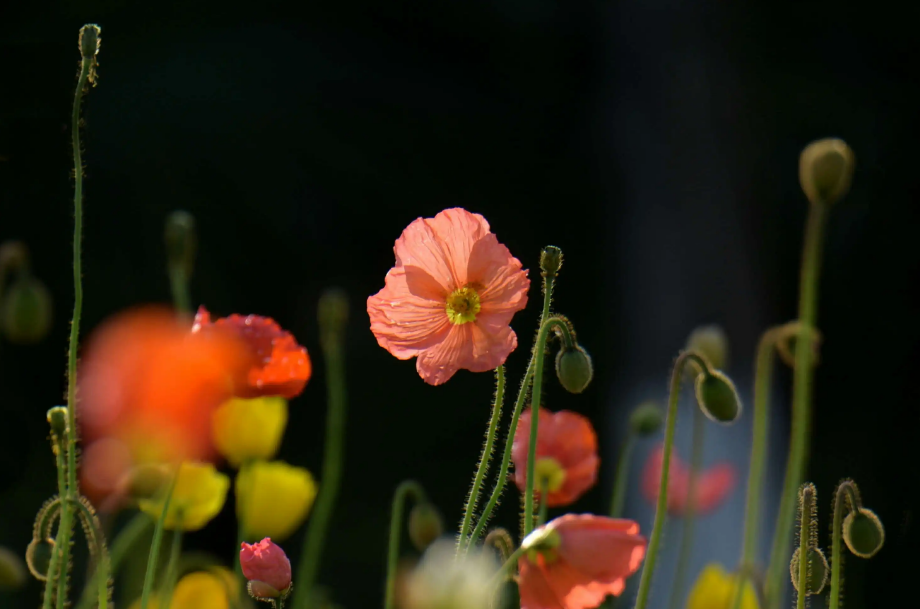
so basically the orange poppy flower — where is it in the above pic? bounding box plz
[367,208,530,385]
[518,514,647,609]
[640,443,736,515]
[192,306,311,399]
[512,408,599,507]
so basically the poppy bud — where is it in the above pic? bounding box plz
[240,538,292,599]
[79,24,101,59]
[1,275,53,344]
[789,547,829,595]
[164,210,197,279]
[685,325,729,371]
[25,538,55,581]
[694,371,742,424]
[408,503,443,552]
[0,546,27,590]
[843,508,885,558]
[46,406,69,438]
[123,463,171,500]
[540,246,563,277]
[555,345,593,394]
[629,401,664,436]
[0,241,28,271]
[799,138,855,205]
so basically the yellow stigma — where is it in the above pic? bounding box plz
[445,286,481,325]
[534,457,567,493]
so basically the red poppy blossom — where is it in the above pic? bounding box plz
[192,306,311,399]
[512,408,599,507]
[640,443,736,515]
[518,514,647,609]
[367,208,530,385]
[240,538,292,597]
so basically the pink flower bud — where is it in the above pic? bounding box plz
[240,538,292,596]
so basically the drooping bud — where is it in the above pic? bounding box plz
[1,275,53,344]
[408,502,444,552]
[540,246,563,277]
[799,138,855,205]
[79,24,101,59]
[843,508,885,558]
[25,538,55,581]
[694,371,742,424]
[629,401,664,436]
[555,345,593,394]
[46,406,69,438]
[789,547,829,595]
[685,324,729,371]
[0,546,27,590]
[164,210,197,279]
[240,538,292,599]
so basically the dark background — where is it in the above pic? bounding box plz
[2,1,918,608]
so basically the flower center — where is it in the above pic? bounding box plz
[534,457,567,493]
[445,286,482,325]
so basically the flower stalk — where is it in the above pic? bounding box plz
[384,480,427,609]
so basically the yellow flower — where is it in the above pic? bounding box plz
[212,397,288,467]
[128,568,238,609]
[138,462,230,531]
[687,564,759,609]
[236,460,317,541]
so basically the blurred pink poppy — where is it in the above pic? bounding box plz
[640,443,736,515]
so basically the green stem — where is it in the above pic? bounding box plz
[766,202,828,609]
[668,406,705,609]
[537,479,549,527]
[631,351,709,609]
[76,512,152,609]
[43,437,69,609]
[383,481,426,609]
[158,528,184,609]
[294,312,348,608]
[487,544,529,591]
[457,366,505,552]
[828,482,859,609]
[140,475,178,609]
[795,487,813,609]
[168,268,192,317]
[609,431,636,518]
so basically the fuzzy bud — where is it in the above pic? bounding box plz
[555,345,593,394]
[408,503,444,552]
[540,246,563,277]
[799,138,855,205]
[1,275,53,344]
[25,538,55,581]
[164,210,197,279]
[629,401,664,436]
[240,538,292,598]
[789,547,829,595]
[46,406,68,438]
[0,546,27,590]
[686,325,729,371]
[843,508,885,558]
[694,371,742,424]
[79,24,101,59]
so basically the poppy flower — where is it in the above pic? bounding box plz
[640,443,736,515]
[240,538,292,597]
[512,408,600,507]
[518,514,647,609]
[128,568,239,609]
[192,306,311,399]
[212,397,289,467]
[686,563,759,609]
[137,462,230,531]
[367,207,530,385]
[236,460,317,541]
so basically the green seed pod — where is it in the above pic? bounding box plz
[629,401,664,436]
[1,275,53,344]
[79,24,101,59]
[46,406,69,438]
[408,503,444,552]
[25,538,55,581]
[555,345,593,394]
[799,138,855,205]
[540,246,563,277]
[694,371,742,424]
[789,546,829,595]
[843,508,885,558]
[685,325,729,371]
[0,546,27,590]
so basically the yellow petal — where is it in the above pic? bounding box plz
[138,462,230,531]
[212,397,288,467]
[170,569,239,609]
[236,460,317,541]
[686,563,759,609]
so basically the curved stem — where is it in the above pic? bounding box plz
[631,351,710,609]
[76,512,152,609]
[668,406,706,609]
[158,527,184,609]
[384,480,426,609]
[487,545,529,591]
[828,481,859,609]
[766,203,828,609]
[608,431,636,518]
[140,474,178,609]
[458,366,505,552]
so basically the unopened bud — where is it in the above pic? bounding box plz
[0,546,27,590]
[555,345,593,394]
[408,503,443,552]
[686,325,729,371]
[694,371,742,424]
[799,138,855,205]
[46,407,68,438]
[25,538,55,581]
[79,24,101,59]
[789,546,829,595]
[0,241,28,271]
[1,275,53,344]
[164,210,197,278]
[123,463,171,500]
[629,401,664,436]
[540,246,563,277]
[843,508,885,558]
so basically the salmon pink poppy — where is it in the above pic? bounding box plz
[512,408,600,507]
[192,306,311,399]
[640,443,736,515]
[518,514,647,609]
[367,208,530,385]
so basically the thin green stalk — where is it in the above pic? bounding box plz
[76,512,153,609]
[168,268,192,316]
[294,294,348,608]
[828,482,859,609]
[158,528,184,609]
[487,544,529,591]
[631,351,709,609]
[140,475,178,609]
[766,203,828,609]
[609,431,636,518]
[384,481,426,609]
[457,366,505,552]
[536,479,549,527]
[795,487,813,609]
[42,436,69,609]
[668,406,706,609]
